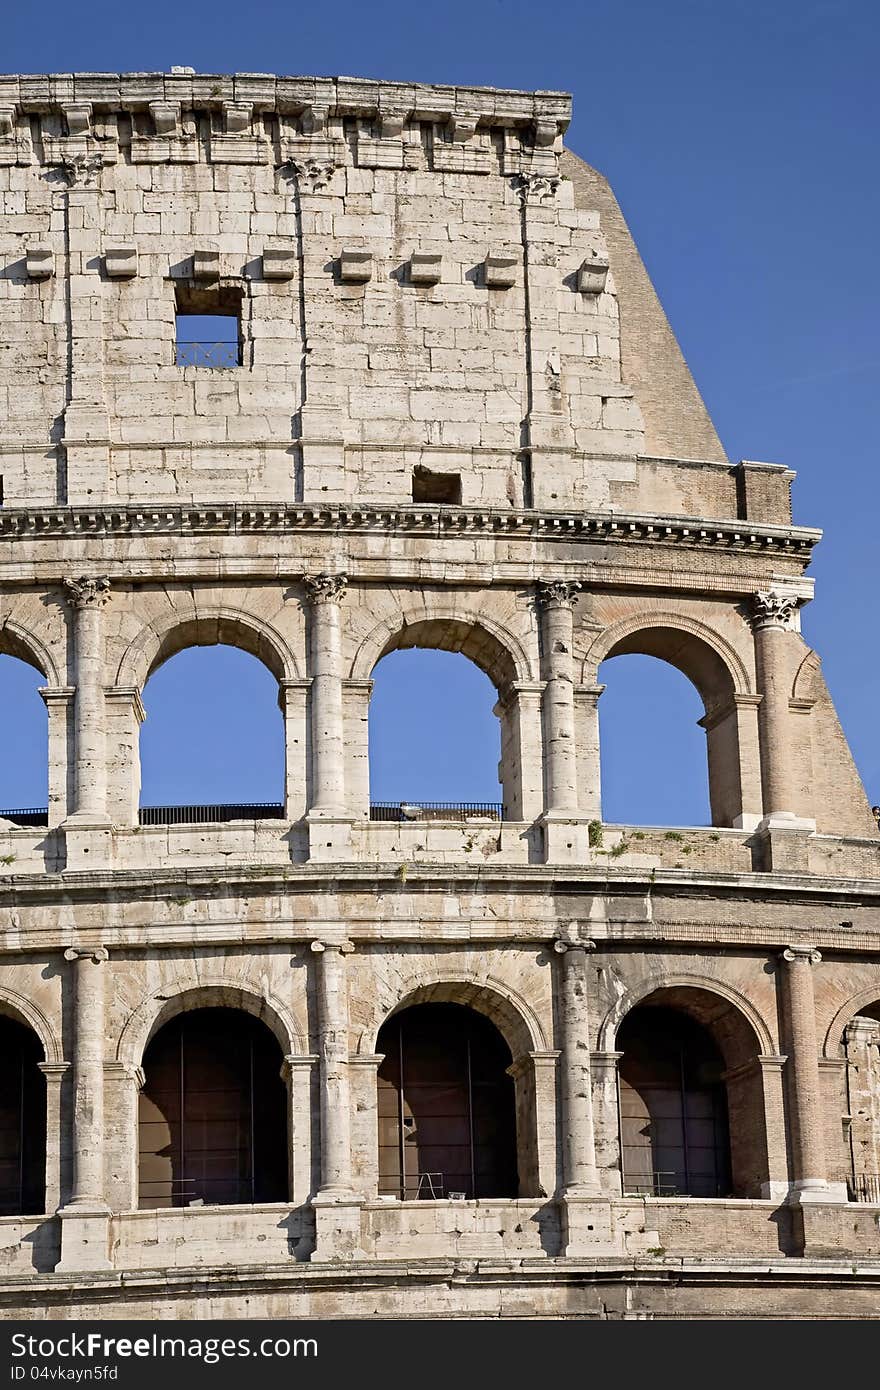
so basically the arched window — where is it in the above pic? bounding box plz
[842,1003,880,1202]
[376,1003,518,1200]
[598,653,710,825]
[0,654,48,819]
[369,650,502,815]
[138,1008,288,1208]
[618,1006,731,1198]
[139,645,284,818]
[0,1016,46,1214]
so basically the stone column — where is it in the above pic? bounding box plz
[63,576,111,828]
[555,940,602,1196]
[103,687,145,828]
[780,946,833,1201]
[507,1050,559,1199]
[305,574,348,813]
[537,581,586,862]
[56,946,111,1272]
[310,939,363,1260]
[282,1053,320,1204]
[343,679,374,821]
[749,589,808,825]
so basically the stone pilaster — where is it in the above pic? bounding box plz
[61,169,111,503]
[56,946,111,1272]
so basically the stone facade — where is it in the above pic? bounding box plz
[0,70,878,1319]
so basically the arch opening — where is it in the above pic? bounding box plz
[837,998,880,1202]
[0,654,48,820]
[376,1003,518,1200]
[138,1007,288,1209]
[368,649,504,816]
[596,625,744,828]
[0,1015,46,1215]
[615,987,767,1198]
[138,645,284,819]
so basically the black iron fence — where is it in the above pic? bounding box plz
[175,340,241,369]
[369,801,503,822]
[0,807,48,827]
[850,1174,880,1203]
[139,803,285,826]
[623,1172,731,1198]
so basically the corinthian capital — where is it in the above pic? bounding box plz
[63,575,111,609]
[304,573,347,605]
[536,579,582,610]
[749,588,799,631]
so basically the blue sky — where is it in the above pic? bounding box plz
[0,0,877,823]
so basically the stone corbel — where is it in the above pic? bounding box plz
[339,248,372,283]
[409,251,442,285]
[104,245,138,279]
[577,256,609,295]
[149,101,180,137]
[26,244,54,280]
[262,246,296,280]
[224,101,252,135]
[192,247,220,281]
[63,104,92,138]
[433,115,490,174]
[484,252,519,288]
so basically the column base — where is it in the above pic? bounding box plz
[540,815,590,864]
[306,813,355,862]
[786,1179,848,1205]
[54,1204,112,1272]
[558,1195,624,1258]
[310,1192,365,1262]
[61,822,114,871]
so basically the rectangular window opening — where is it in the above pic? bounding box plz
[174,284,243,368]
[412,467,462,505]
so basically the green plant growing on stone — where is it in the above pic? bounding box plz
[664,830,683,842]
[588,820,604,848]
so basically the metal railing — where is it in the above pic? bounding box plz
[370,801,503,822]
[0,807,48,827]
[850,1174,880,1203]
[139,802,285,826]
[175,340,241,369]
[623,1172,730,1199]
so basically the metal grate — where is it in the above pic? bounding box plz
[139,803,285,826]
[0,808,48,827]
[850,1174,880,1203]
[175,340,241,369]
[624,1172,729,1198]
[370,801,503,822]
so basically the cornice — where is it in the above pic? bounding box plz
[0,503,820,558]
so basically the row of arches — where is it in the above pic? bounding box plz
[1,977,878,1215]
[2,644,713,826]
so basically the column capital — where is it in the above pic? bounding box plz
[782,945,821,965]
[64,945,108,964]
[553,937,596,954]
[310,938,354,955]
[304,572,347,605]
[63,575,111,609]
[748,588,800,631]
[536,579,581,610]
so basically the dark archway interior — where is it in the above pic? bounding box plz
[138,1007,288,1208]
[376,1003,518,1200]
[0,1016,45,1215]
[618,1006,732,1198]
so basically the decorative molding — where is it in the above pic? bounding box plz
[63,575,111,609]
[536,579,582,609]
[749,588,800,631]
[304,573,348,605]
[0,505,820,558]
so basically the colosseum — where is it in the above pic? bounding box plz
[0,67,878,1320]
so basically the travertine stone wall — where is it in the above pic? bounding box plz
[0,71,878,1318]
